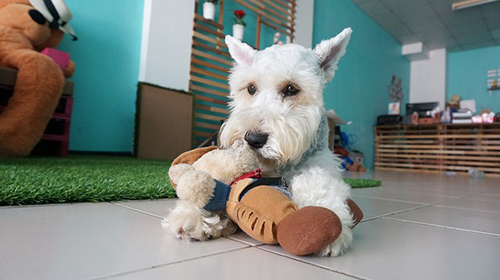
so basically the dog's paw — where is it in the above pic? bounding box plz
[163,202,236,241]
[315,227,353,257]
[162,203,211,241]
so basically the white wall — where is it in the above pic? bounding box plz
[409,48,447,109]
[139,0,195,91]
[139,0,314,89]
[295,0,314,48]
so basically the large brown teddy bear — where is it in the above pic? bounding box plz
[0,0,75,157]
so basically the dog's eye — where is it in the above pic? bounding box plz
[247,84,257,95]
[283,84,299,97]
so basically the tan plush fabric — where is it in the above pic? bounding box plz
[169,146,218,189]
[226,178,298,244]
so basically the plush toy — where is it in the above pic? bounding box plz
[165,141,363,256]
[0,0,76,157]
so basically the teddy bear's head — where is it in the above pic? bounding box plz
[169,141,261,190]
[0,0,64,49]
[168,141,261,208]
[192,141,261,185]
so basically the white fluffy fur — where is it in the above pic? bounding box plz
[163,200,236,241]
[165,28,354,257]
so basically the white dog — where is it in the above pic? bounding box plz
[165,28,354,257]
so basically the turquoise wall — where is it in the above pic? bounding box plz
[313,0,410,170]
[447,45,500,113]
[58,0,144,152]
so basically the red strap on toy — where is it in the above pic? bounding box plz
[230,169,263,186]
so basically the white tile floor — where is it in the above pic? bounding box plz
[1,171,500,280]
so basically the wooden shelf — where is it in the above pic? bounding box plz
[374,123,500,177]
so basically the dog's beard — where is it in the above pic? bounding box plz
[220,104,323,168]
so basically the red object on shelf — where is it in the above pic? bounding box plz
[41,48,70,73]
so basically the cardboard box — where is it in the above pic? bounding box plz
[135,83,193,161]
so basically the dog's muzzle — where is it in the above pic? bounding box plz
[244,132,268,149]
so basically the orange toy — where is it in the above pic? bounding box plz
[0,0,75,157]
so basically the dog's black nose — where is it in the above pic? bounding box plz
[244,132,268,149]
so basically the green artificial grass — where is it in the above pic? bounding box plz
[0,155,175,206]
[0,155,381,206]
[344,178,382,188]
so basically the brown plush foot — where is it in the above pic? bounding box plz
[277,206,342,256]
[347,199,363,227]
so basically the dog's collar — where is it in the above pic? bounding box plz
[231,169,263,186]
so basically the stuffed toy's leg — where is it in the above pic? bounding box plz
[224,178,363,255]
[0,49,64,156]
[227,178,298,244]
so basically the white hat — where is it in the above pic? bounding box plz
[28,0,77,40]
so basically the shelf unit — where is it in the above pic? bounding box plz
[0,66,74,157]
[37,95,73,157]
[234,0,296,48]
[374,123,500,177]
[190,0,231,146]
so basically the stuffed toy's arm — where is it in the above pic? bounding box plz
[169,164,217,208]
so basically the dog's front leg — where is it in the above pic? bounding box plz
[288,166,354,257]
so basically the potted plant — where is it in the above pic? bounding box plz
[203,0,219,21]
[233,10,246,40]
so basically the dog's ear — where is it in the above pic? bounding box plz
[313,28,352,81]
[225,35,256,66]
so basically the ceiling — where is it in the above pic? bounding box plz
[351,0,500,53]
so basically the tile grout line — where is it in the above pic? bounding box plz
[109,202,165,219]
[254,246,369,280]
[225,236,264,247]
[91,246,253,280]
[361,193,487,222]
[351,194,431,205]
[430,203,500,215]
[352,193,459,205]
[382,216,500,237]
[349,192,500,237]
[359,203,435,222]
